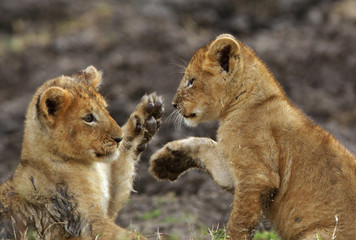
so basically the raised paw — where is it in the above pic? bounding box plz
[124,93,164,153]
[149,143,198,181]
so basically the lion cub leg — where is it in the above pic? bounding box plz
[108,93,163,218]
[90,219,145,240]
[149,137,235,192]
[227,162,280,239]
[227,189,266,239]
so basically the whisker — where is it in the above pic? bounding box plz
[175,57,188,67]
[104,88,122,101]
[173,113,180,131]
[177,112,185,131]
[166,109,178,122]
[170,58,188,75]
[169,109,184,131]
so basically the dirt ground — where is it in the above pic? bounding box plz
[0,0,355,239]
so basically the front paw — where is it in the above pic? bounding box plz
[125,93,164,153]
[149,142,198,181]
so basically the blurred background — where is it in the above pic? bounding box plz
[0,0,355,239]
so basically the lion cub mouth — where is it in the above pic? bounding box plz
[183,113,197,118]
[95,152,111,158]
[95,149,120,162]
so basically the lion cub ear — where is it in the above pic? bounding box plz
[39,87,72,126]
[79,65,103,89]
[207,34,241,74]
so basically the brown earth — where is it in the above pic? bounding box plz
[0,0,355,239]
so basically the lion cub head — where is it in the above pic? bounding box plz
[173,34,247,127]
[22,66,123,164]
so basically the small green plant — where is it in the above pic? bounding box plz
[27,229,37,240]
[135,231,144,240]
[207,226,281,240]
[95,233,103,239]
[208,226,230,240]
[253,230,280,240]
[315,233,322,240]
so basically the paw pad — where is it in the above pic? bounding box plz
[133,93,164,153]
[150,149,198,181]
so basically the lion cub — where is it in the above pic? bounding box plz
[0,66,163,239]
[149,34,356,239]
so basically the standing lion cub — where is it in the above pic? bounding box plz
[0,66,163,239]
[149,34,356,239]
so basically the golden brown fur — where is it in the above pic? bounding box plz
[149,34,356,240]
[0,66,163,239]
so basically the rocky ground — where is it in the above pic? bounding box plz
[0,0,355,239]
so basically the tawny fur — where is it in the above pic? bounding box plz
[149,34,356,240]
[0,66,163,240]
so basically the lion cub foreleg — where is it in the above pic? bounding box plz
[149,137,235,192]
[108,93,163,218]
[226,151,280,239]
[227,187,266,239]
[89,218,142,240]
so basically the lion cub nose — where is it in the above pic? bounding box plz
[172,103,177,109]
[113,137,123,143]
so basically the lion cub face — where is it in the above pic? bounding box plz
[31,66,123,163]
[172,35,242,127]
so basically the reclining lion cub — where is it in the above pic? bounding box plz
[149,34,356,240]
[0,66,163,239]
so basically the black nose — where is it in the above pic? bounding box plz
[172,103,177,109]
[113,137,123,143]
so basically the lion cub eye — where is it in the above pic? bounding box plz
[187,78,195,87]
[82,113,96,124]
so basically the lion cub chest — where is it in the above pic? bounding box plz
[93,162,110,212]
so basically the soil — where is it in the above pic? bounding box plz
[0,0,355,239]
